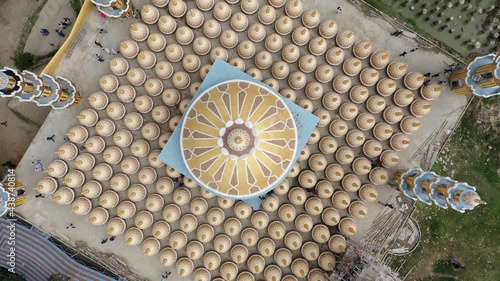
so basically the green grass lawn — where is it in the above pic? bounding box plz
[392,97,500,281]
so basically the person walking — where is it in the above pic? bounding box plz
[56,30,65,37]
[97,28,107,33]
[399,51,408,57]
[64,18,72,25]
[96,54,105,62]
[391,30,401,36]
[95,40,103,48]
[410,47,419,52]
[431,73,440,78]
[47,135,55,142]
[423,72,431,77]
[58,23,66,30]
[336,6,342,14]
[40,28,50,36]
[443,68,453,74]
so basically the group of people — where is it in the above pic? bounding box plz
[161,272,171,280]
[40,17,72,38]
[94,29,121,62]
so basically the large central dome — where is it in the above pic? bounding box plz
[180,80,298,198]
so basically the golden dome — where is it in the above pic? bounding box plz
[282,43,301,63]
[189,81,201,97]
[106,217,126,236]
[145,193,164,212]
[267,221,286,240]
[377,78,397,96]
[354,113,375,132]
[295,213,313,233]
[336,30,356,49]
[191,39,211,58]
[316,180,334,198]
[143,237,161,256]
[383,106,405,124]
[214,1,232,20]
[207,206,225,226]
[159,247,177,267]
[241,0,260,14]
[292,26,310,46]
[410,99,432,117]
[113,127,134,148]
[284,231,302,251]
[343,57,363,76]
[247,254,265,274]
[141,122,160,141]
[164,44,184,63]
[63,170,85,189]
[363,139,383,158]
[400,116,422,134]
[288,71,307,90]
[387,61,408,79]
[380,150,400,168]
[109,58,129,76]
[193,267,211,281]
[265,34,283,53]
[393,88,415,107]
[46,159,68,178]
[108,173,130,192]
[285,0,303,18]
[309,129,321,144]
[352,157,372,175]
[130,23,149,42]
[220,261,238,281]
[146,150,163,169]
[106,102,126,121]
[203,250,221,271]
[349,201,368,218]
[308,153,327,172]
[329,234,347,253]
[404,72,425,90]
[322,92,341,110]
[321,207,340,226]
[234,201,252,219]
[219,30,239,50]
[369,167,389,185]
[74,153,95,171]
[176,257,194,277]
[231,12,249,32]
[370,51,391,69]
[274,178,290,195]
[291,258,309,278]
[335,146,355,165]
[278,203,297,222]
[318,252,336,271]
[126,68,146,86]
[258,237,276,257]
[255,50,273,69]
[88,207,109,225]
[189,197,208,216]
[51,187,74,205]
[176,26,194,45]
[339,217,357,237]
[161,89,181,107]
[373,122,393,140]
[312,225,330,244]
[70,197,92,215]
[339,102,359,121]
[172,187,191,206]
[308,269,328,281]
[95,119,116,137]
[289,163,302,177]
[120,40,139,59]
[135,210,154,229]
[275,15,293,35]
[299,54,317,73]
[269,61,289,80]
[162,203,181,222]
[347,86,368,105]
[99,190,119,209]
[223,217,242,237]
[137,50,157,69]
[325,47,344,65]
[127,183,147,202]
[116,200,136,219]
[390,133,411,151]
[92,162,113,181]
[315,64,334,83]
[144,78,163,96]
[251,211,270,230]
[342,174,362,192]
[66,126,88,143]
[124,227,144,246]
[152,0,169,8]
[269,0,285,7]
[121,156,141,175]
[302,9,320,28]
[196,0,214,11]
[166,165,181,179]
[141,5,159,24]
[179,213,198,233]
[420,83,443,100]
[261,194,280,212]
[158,15,177,35]
[214,234,232,254]
[319,136,337,155]
[305,197,324,216]
[172,71,190,90]
[241,227,259,247]
[258,5,276,25]
[150,106,170,125]
[274,248,293,268]
[299,170,317,189]
[353,40,373,59]
[77,108,99,127]
[360,68,380,87]
[169,231,188,250]
[264,265,282,281]
[366,95,386,114]
[309,37,327,57]
[319,19,338,39]
[203,19,221,39]
[304,82,322,101]
[332,190,350,209]
[325,163,344,182]
[237,40,256,60]
[186,9,204,29]
[115,85,135,103]
[332,75,352,93]
[217,197,235,209]
[168,0,187,18]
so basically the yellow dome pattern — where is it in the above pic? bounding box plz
[181,80,297,197]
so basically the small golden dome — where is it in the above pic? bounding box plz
[308,128,321,145]
[363,140,383,158]
[143,237,161,256]
[233,201,252,220]
[126,68,146,86]
[115,85,136,103]
[404,72,425,90]
[308,153,327,172]
[207,206,225,226]
[203,250,220,271]
[352,157,372,176]
[291,258,309,278]
[181,54,200,74]
[191,40,211,59]
[251,211,270,230]
[224,217,242,237]
[332,75,352,93]
[220,29,239,49]
[121,156,141,175]
[298,54,317,73]
[203,19,221,39]
[214,234,232,254]
[130,23,150,42]
[179,213,198,233]
[231,57,247,72]
[302,9,320,28]
[390,133,411,151]
[343,57,363,76]
[106,102,126,121]
[349,201,368,219]
[309,37,327,56]
[347,85,368,104]
[420,83,443,100]
[176,257,194,277]
[299,170,317,189]
[147,150,164,169]
[169,231,188,250]
[241,227,259,247]
[377,78,397,96]
[146,193,165,212]
[196,0,214,11]
[292,26,310,46]
[332,190,350,209]
[295,213,313,233]
[278,203,296,222]
[258,5,276,25]
[325,47,344,66]
[217,197,235,209]
[141,4,160,24]
[247,254,266,274]
[116,200,136,219]
[322,92,341,110]
[159,247,177,267]
[141,122,160,141]
[336,30,356,49]
[166,165,182,179]
[285,0,303,18]
[88,207,109,225]
[231,12,249,32]
[95,119,116,138]
[162,204,181,222]
[410,99,432,117]
[336,146,355,165]
[269,0,285,8]
[158,132,171,148]
[172,187,191,206]
[175,26,194,45]
[287,163,300,178]
[267,221,286,240]
[109,58,129,76]
[288,71,307,90]
[339,102,359,121]
[369,167,389,185]
[152,0,169,8]
[92,162,113,181]
[114,127,136,147]
[360,68,380,87]
[305,197,324,216]
[339,217,357,237]
[161,89,181,107]
[315,64,334,83]
[393,88,415,107]
[373,122,393,140]
[135,210,154,229]
[275,15,293,35]
[63,170,85,189]
[143,78,163,97]
[120,40,139,59]
[51,187,74,205]
[380,150,400,168]
[155,177,173,196]
[106,217,126,236]
[220,261,238,280]
[164,44,184,63]
[192,266,211,281]
[66,126,88,143]
[383,106,405,124]
[325,163,344,182]
[366,95,386,114]
[255,50,273,69]
[316,180,334,198]
[354,113,375,131]
[274,248,293,267]
[387,61,408,79]
[400,116,422,134]
[88,93,109,114]
[284,231,302,251]
[342,174,362,192]
[241,0,260,14]
[77,108,99,127]
[124,227,144,246]
[264,77,279,91]
[346,130,365,148]
[312,225,330,244]
[353,40,373,59]
[274,179,290,195]
[318,136,337,155]
[213,1,232,21]
[147,33,167,53]
[99,190,119,209]
[282,43,301,63]
[70,197,92,215]
[329,234,347,253]
[158,15,177,35]
[46,159,68,178]
[74,153,95,171]
[265,33,283,53]
[168,0,187,18]
[319,19,338,39]
[264,265,282,281]
[304,82,323,101]
[185,9,204,29]
[370,51,391,69]
[318,252,336,271]
[195,224,214,244]
[238,40,256,59]
[321,207,340,226]
[261,195,280,212]
[271,61,289,80]
[210,47,228,63]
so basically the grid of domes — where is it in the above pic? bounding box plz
[34,0,444,280]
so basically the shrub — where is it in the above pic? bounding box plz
[430,219,447,240]
[406,17,417,27]
[13,52,38,70]
[71,0,81,15]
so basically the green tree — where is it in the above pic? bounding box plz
[0,267,26,281]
